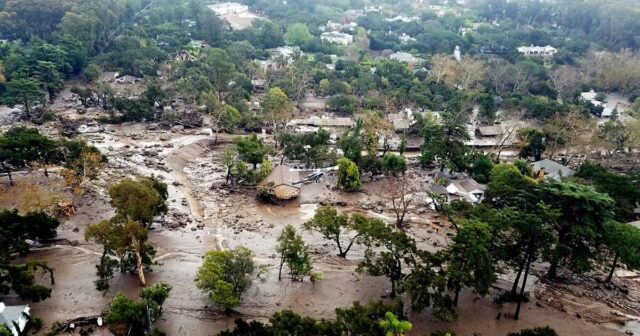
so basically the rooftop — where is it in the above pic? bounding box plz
[389,52,421,64]
[290,116,354,127]
[477,125,502,137]
[0,303,29,334]
[533,159,574,180]
[258,165,301,188]
[447,178,486,194]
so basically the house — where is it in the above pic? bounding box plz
[271,46,303,59]
[115,75,138,84]
[601,106,614,118]
[387,108,416,132]
[385,15,420,23]
[517,45,557,58]
[479,45,509,55]
[579,90,623,118]
[476,125,502,137]
[445,178,486,203]
[290,116,354,128]
[459,27,472,36]
[428,5,449,17]
[344,9,364,19]
[321,32,353,45]
[256,59,276,71]
[398,33,416,44]
[182,19,197,27]
[533,159,574,181]
[258,165,301,200]
[174,50,194,62]
[580,90,598,101]
[325,21,358,32]
[102,72,119,83]
[188,40,207,50]
[429,183,449,196]
[208,2,249,15]
[262,46,304,69]
[364,5,382,12]
[0,303,30,336]
[389,52,421,65]
[251,79,266,92]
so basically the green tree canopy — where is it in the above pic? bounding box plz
[105,285,170,336]
[276,225,312,281]
[284,23,313,46]
[537,181,614,278]
[0,210,59,302]
[108,177,168,227]
[604,221,640,282]
[382,153,407,175]
[262,87,293,146]
[575,163,640,221]
[357,222,416,297]
[195,246,260,310]
[2,78,46,120]
[235,134,270,169]
[337,157,361,191]
[518,127,546,161]
[85,217,155,289]
[327,94,358,115]
[380,312,412,336]
[303,207,382,258]
[445,219,497,306]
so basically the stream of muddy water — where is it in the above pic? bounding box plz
[8,123,633,336]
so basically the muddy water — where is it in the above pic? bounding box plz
[11,122,631,336]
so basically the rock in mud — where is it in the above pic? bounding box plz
[171,125,185,133]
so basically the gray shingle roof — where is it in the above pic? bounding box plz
[533,159,574,180]
[477,125,502,136]
[0,304,28,328]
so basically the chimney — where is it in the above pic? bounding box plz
[537,167,545,181]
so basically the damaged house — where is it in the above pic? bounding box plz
[258,165,302,200]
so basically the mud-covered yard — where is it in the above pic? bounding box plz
[1,98,637,335]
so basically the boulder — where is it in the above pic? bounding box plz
[171,125,185,133]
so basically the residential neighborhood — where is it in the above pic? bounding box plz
[0,0,639,336]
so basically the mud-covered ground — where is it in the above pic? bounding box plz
[1,88,638,335]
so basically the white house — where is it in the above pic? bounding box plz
[325,21,358,32]
[517,45,557,58]
[385,15,420,23]
[445,178,486,203]
[428,5,448,17]
[364,5,382,12]
[580,90,598,101]
[321,32,353,45]
[0,303,30,336]
[398,33,416,44]
[579,90,622,118]
[272,45,303,59]
[208,2,249,15]
[326,21,342,31]
[344,9,365,18]
[389,52,421,64]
